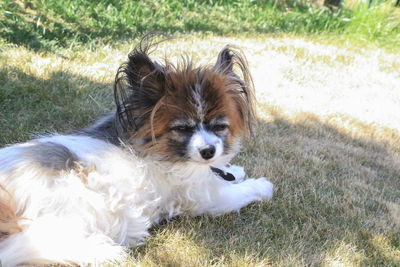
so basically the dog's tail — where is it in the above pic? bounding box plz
[0,185,22,239]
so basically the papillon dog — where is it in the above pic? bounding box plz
[0,36,273,266]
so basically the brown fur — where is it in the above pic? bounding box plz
[114,35,255,161]
[134,67,239,159]
[0,185,22,239]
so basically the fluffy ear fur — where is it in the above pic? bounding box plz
[114,37,256,140]
[214,46,256,135]
[114,35,167,138]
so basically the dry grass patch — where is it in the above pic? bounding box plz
[1,35,399,265]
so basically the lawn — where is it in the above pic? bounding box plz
[1,0,400,266]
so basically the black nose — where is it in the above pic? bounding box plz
[199,146,216,160]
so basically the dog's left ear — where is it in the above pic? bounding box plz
[214,46,256,135]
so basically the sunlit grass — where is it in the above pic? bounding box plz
[342,0,400,45]
[1,0,400,50]
[1,35,399,265]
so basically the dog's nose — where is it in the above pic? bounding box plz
[199,145,216,160]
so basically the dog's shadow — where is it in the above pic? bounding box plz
[133,112,400,266]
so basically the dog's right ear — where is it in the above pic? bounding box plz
[114,38,166,134]
[213,46,256,136]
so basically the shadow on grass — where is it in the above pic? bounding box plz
[134,112,400,265]
[0,67,114,145]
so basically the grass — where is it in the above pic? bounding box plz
[0,0,400,50]
[1,0,400,265]
[1,35,399,265]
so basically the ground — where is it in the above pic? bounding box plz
[0,34,399,266]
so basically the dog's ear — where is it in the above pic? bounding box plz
[114,37,166,134]
[214,46,256,136]
[214,46,236,74]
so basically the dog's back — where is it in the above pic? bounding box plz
[0,137,148,266]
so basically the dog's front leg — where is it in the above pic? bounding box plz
[206,176,273,216]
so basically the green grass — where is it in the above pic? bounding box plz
[343,1,400,45]
[1,0,399,50]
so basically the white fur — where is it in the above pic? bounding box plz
[221,165,246,183]
[188,126,224,162]
[0,135,273,266]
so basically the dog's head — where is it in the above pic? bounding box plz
[114,36,255,165]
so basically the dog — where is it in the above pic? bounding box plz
[0,36,273,266]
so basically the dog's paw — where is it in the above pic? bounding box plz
[246,177,273,200]
[222,165,246,182]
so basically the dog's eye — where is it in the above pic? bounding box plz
[171,125,195,133]
[212,124,228,132]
